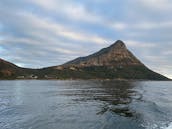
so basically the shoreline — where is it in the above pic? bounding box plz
[0,78,171,81]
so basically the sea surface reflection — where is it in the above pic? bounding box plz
[0,80,172,129]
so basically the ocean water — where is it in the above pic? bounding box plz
[0,80,172,129]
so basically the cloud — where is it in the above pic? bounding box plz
[125,40,156,48]
[29,0,101,23]
[0,0,172,78]
[138,0,172,11]
[108,22,127,30]
[131,21,172,30]
[162,51,172,56]
[0,7,111,67]
[13,12,109,45]
[28,0,128,31]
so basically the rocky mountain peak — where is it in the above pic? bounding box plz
[63,40,143,67]
[110,40,126,49]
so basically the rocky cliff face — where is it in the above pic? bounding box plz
[63,40,143,67]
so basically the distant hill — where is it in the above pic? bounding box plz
[0,40,169,80]
[0,58,37,79]
[0,58,20,79]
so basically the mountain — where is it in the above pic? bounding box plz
[63,40,143,67]
[42,40,169,80]
[0,58,20,79]
[0,40,169,80]
[0,58,38,79]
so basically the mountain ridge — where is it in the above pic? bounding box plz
[0,40,170,80]
[62,40,143,67]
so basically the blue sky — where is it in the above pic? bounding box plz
[0,0,172,78]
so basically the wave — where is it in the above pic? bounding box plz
[164,122,172,129]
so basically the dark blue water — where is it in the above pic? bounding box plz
[0,80,172,129]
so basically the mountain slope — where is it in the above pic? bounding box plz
[63,40,143,67]
[0,58,38,79]
[0,40,170,80]
[44,40,169,80]
[0,58,20,78]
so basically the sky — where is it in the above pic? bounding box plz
[0,0,172,79]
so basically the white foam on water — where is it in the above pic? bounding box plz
[141,122,172,129]
[164,122,172,129]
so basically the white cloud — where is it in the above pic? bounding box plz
[162,51,172,56]
[108,21,172,31]
[1,11,110,45]
[138,0,172,11]
[29,0,128,31]
[125,40,156,48]
[132,21,172,30]
[29,0,101,23]
[109,22,127,30]
[0,10,112,67]
[55,48,83,55]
